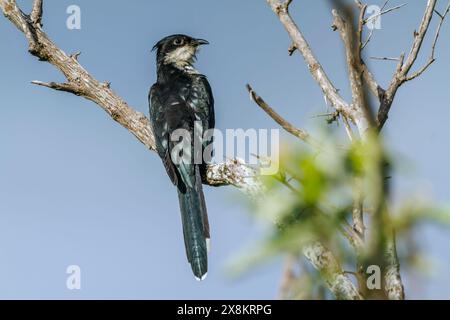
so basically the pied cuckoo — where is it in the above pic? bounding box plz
[149,34,215,280]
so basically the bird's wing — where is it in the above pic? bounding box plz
[149,84,179,186]
[149,76,214,185]
[188,75,215,132]
[150,82,200,189]
[186,75,215,168]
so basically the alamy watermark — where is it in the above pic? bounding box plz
[366,5,383,30]
[66,265,81,290]
[66,5,81,30]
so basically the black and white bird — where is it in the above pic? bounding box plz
[149,34,215,280]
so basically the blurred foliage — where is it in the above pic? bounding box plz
[230,128,450,298]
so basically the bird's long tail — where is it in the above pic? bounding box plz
[177,165,210,281]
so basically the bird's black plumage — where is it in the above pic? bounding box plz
[149,34,214,280]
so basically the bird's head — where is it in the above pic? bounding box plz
[152,34,209,70]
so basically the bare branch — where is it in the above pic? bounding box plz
[30,0,43,26]
[342,115,356,142]
[288,42,297,56]
[70,51,82,61]
[378,0,439,129]
[355,4,386,101]
[2,0,155,146]
[405,4,449,81]
[332,7,373,134]
[303,242,363,300]
[357,3,367,47]
[360,0,399,50]
[381,0,392,11]
[360,1,406,53]
[364,3,407,25]
[31,80,82,95]
[402,0,437,75]
[361,61,385,101]
[205,158,264,197]
[246,84,311,143]
[370,56,403,61]
[361,28,374,51]
[266,0,354,120]
[384,232,405,300]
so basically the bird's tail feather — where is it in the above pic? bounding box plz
[177,166,210,280]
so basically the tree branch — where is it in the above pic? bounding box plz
[30,0,43,26]
[31,80,81,95]
[361,61,385,101]
[405,4,449,81]
[360,0,407,51]
[384,231,405,300]
[303,242,363,300]
[246,84,311,143]
[363,3,407,26]
[332,6,374,135]
[356,3,384,101]
[266,0,354,121]
[377,0,442,129]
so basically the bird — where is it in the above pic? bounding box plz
[149,34,215,281]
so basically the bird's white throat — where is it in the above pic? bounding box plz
[164,46,199,74]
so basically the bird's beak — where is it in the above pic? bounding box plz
[193,39,209,46]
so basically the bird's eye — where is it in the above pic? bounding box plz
[173,38,184,46]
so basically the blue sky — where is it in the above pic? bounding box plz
[0,0,449,299]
